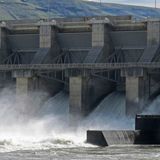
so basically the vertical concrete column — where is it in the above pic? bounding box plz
[69,76,88,121]
[147,19,160,46]
[92,23,106,47]
[122,68,149,116]
[40,25,53,48]
[126,76,145,116]
[91,20,113,61]
[12,70,35,96]
[0,27,8,63]
[16,77,33,96]
[39,23,60,62]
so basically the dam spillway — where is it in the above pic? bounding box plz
[0,15,160,121]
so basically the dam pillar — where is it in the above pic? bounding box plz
[39,22,60,62]
[0,26,8,63]
[38,23,62,95]
[69,76,88,122]
[121,68,149,116]
[147,19,160,45]
[92,23,106,47]
[40,24,53,48]
[0,26,9,86]
[91,19,113,61]
[12,70,35,96]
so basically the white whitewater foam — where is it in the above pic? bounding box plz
[0,89,135,152]
[0,89,92,152]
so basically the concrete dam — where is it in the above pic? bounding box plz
[0,15,160,124]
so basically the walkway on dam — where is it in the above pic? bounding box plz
[1,62,160,71]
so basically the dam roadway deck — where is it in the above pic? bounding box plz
[1,62,160,71]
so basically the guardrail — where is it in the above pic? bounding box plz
[0,62,160,71]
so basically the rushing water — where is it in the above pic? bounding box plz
[84,92,134,130]
[0,146,160,160]
[0,89,159,159]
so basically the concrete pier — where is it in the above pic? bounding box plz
[69,76,87,121]
[0,27,8,63]
[12,70,34,96]
[121,68,149,116]
[91,19,113,62]
[147,19,160,45]
[126,76,145,116]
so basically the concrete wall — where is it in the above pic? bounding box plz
[123,49,144,62]
[110,31,147,48]
[8,34,39,50]
[57,32,92,49]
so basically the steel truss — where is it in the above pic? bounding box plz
[92,48,125,83]
[3,51,22,64]
[53,49,72,64]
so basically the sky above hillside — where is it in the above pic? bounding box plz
[86,0,160,8]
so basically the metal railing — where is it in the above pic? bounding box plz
[0,62,160,71]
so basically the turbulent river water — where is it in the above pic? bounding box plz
[0,89,159,159]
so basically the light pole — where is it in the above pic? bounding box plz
[155,0,157,8]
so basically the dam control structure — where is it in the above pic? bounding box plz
[0,16,160,120]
